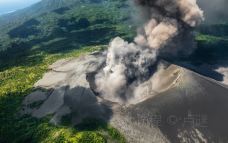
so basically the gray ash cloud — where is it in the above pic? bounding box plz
[95,0,204,104]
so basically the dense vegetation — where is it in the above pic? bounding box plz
[0,0,131,142]
[0,0,228,142]
[0,45,127,143]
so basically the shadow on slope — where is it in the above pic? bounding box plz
[8,19,41,38]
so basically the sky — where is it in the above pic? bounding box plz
[0,0,41,15]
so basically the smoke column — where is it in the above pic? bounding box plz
[95,0,204,104]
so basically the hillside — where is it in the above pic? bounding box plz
[0,0,132,50]
[0,0,102,28]
[20,53,228,142]
[0,0,132,142]
[0,0,228,142]
[0,0,134,69]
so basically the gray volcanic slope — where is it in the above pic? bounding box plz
[21,52,228,143]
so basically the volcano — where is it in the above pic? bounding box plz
[17,0,228,142]
[21,51,228,143]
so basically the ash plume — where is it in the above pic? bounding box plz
[95,0,204,104]
[96,37,157,103]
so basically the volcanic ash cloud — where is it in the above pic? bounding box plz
[95,0,204,104]
[95,37,157,103]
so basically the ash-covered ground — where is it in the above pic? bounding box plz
[21,51,228,143]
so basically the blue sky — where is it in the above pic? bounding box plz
[0,0,41,15]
